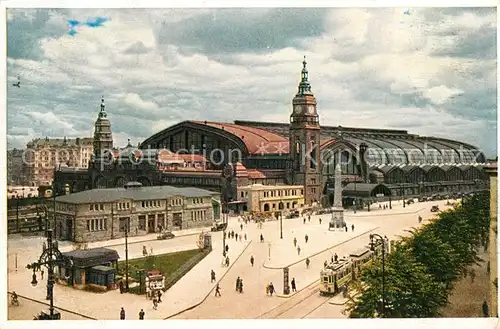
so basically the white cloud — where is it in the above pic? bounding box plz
[6,8,497,157]
[123,93,159,111]
[423,85,463,105]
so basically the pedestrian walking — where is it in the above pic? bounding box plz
[260,234,264,243]
[297,246,301,255]
[319,218,322,224]
[303,218,306,224]
[223,231,227,239]
[293,237,297,247]
[250,255,254,267]
[139,309,145,320]
[239,279,243,293]
[240,223,243,231]
[345,226,348,232]
[482,300,489,317]
[334,253,338,262]
[120,307,125,320]
[266,284,270,296]
[236,234,238,241]
[291,278,296,292]
[269,282,275,296]
[244,233,247,241]
[308,215,311,222]
[119,280,124,294]
[306,257,310,268]
[225,256,230,267]
[41,270,44,280]
[236,277,241,291]
[305,234,309,243]
[215,283,221,297]
[351,224,354,232]
[157,290,162,303]
[331,255,334,263]
[153,296,158,310]
[211,269,216,283]
[226,244,229,253]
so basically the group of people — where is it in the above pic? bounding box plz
[235,277,244,293]
[120,307,146,320]
[225,229,247,242]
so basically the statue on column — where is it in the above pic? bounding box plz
[329,161,346,230]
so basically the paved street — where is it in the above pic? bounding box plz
[7,198,454,320]
[173,199,453,319]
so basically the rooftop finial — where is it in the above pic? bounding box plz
[296,56,312,96]
[98,95,107,118]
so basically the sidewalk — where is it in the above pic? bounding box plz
[268,203,446,299]
[7,236,251,320]
[262,223,378,269]
[62,227,206,251]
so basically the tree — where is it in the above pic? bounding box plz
[348,244,448,318]
[348,190,490,318]
[407,226,461,289]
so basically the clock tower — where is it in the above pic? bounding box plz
[289,56,322,206]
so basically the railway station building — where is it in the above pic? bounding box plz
[54,58,490,218]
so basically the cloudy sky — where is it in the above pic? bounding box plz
[6,7,497,156]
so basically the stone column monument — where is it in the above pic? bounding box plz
[329,162,346,230]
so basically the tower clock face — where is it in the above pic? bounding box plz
[294,105,301,114]
[307,105,315,114]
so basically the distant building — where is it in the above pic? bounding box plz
[237,184,305,213]
[484,163,497,316]
[7,148,26,185]
[51,182,221,242]
[24,136,93,187]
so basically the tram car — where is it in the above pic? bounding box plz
[319,238,387,296]
[319,258,352,296]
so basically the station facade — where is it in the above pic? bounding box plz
[54,58,489,215]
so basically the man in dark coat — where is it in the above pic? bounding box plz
[139,309,145,320]
[120,307,125,320]
[482,300,489,317]
[250,255,254,267]
[291,278,296,292]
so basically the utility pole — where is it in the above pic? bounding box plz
[125,219,129,292]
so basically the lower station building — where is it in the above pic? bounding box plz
[54,58,490,216]
[51,182,220,242]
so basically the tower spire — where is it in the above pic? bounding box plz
[99,96,107,118]
[297,56,313,96]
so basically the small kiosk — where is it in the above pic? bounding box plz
[59,247,120,291]
[145,269,165,299]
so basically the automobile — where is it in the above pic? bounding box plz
[406,199,415,205]
[210,221,228,232]
[157,230,175,240]
[285,210,300,219]
[430,205,440,212]
[418,197,426,202]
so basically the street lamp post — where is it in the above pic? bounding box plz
[16,195,20,233]
[354,179,357,213]
[26,229,71,320]
[268,242,271,260]
[222,230,226,256]
[402,182,405,208]
[370,233,386,317]
[125,220,130,292]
